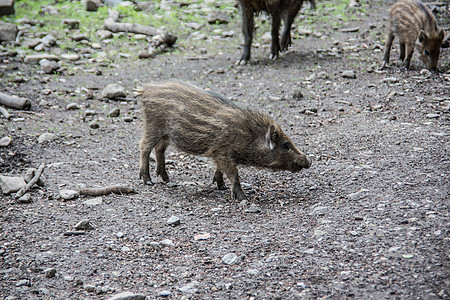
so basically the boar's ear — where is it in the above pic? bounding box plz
[418,30,428,43]
[265,124,279,150]
[438,28,445,41]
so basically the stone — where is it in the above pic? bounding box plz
[40,34,56,46]
[17,194,32,203]
[159,290,171,297]
[86,0,103,12]
[159,239,175,247]
[38,133,58,143]
[0,175,26,194]
[96,29,113,39]
[62,19,80,29]
[74,219,95,230]
[342,70,356,79]
[71,33,88,41]
[40,59,59,74]
[426,113,440,119]
[63,230,85,236]
[222,253,239,265]
[102,84,126,99]
[0,0,14,16]
[245,204,261,213]
[207,11,229,24]
[82,197,103,206]
[107,108,120,117]
[89,120,100,129]
[382,77,398,83]
[108,291,146,300]
[0,20,18,41]
[341,27,360,32]
[61,53,80,61]
[66,103,80,110]
[24,54,59,64]
[167,215,181,226]
[178,281,199,294]
[44,268,57,278]
[0,136,12,147]
[59,189,79,200]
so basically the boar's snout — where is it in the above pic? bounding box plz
[290,155,312,172]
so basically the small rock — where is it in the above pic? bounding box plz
[66,103,80,110]
[61,53,80,61]
[16,279,30,287]
[63,230,85,236]
[194,232,211,241]
[107,108,120,117]
[342,70,356,79]
[59,189,79,200]
[420,69,432,77]
[0,136,12,147]
[102,84,126,99]
[309,206,328,216]
[71,33,88,41]
[62,19,80,29]
[292,90,303,99]
[89,120,100,129]
[38,133,58,143]
[245,204,261,213]
[159,290,171,297]
[222,253,239,265]
[44,268,57,278]
[74,219,95,230]
[108,291,146,300]
[178,281,199,294]
[115,231,125,238]
[17,194,32,204]
[159,239,175,247]
[426,113,440,119]
[40,59,59,74]
[317,71,328,79]
[96,29,113,39]
[0,21,18,41]
[0,0,15,16]
[382,77,398,83]
[82,197,103,206]
[84,284,96,292]
[0,175,26,194]
[167,215,181,226]
[86,0,104,11]
[24,54,59,64]
[207,11,229,24]
[341,27,359,32]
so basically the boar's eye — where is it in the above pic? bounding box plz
[281,142,291,151]
[424,49,430,56]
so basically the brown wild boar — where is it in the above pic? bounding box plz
[139,81,311,200]
[382,0,445,71]
[237,0,305,64]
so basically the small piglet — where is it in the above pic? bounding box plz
[139,81,311,200]
[383,0,445,71]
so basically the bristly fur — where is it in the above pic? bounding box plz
[383,0,445,71]
[139,81,311,200]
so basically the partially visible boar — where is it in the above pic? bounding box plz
[237,0,305,64]
[382,0,445,71]
[139,81,311,200]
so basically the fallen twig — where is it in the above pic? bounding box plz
[0,106,11,119]
[79,185,136,196]
[15,163,45,199]
[0,92,31,110]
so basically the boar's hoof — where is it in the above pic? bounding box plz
[236,59,248,66]
[269,54,279,60]
[232,189,247,201]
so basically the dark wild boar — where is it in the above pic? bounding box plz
[139,81,311,200]
[382,0,445,71]
[237,0,305,64]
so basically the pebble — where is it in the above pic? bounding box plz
[17,193,32,204]
[102,84,126,99]
[107,108,120,117]
[44,268,57,278]
[159,239,175,247]
[342,70,356,79]
[382,77,398,83]
[89,120,100,129]
[84,284,96,292]
[426,113,440,119]
[63,230,86,236]
[61,53,80,61]
[0,175,26,194]
[96,29,113,39]
[38,132,58,143]
[309,206,328,216]
[62,19,80,29]
[341,27,359,32]
[0,136,12,147]
[222,253,239,265]
[108,291,146,300]
[82,197,103,206]
[59,189,79,200]
[16,279,30,287]
[66,103,80,110]
[245,204,261,213]
[178,281,199,294]
[159,290,172,297]
[167,215,181,226]
[40,58,59,74]
[74,219,95,230]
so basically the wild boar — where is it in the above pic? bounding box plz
[237,0,305,64]
[139,81,311,200]
[382,0,445,71]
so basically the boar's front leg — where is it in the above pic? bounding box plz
[214,159,246,200]
[155,139,170,182]
[213,169,227,190]
[280,8,298,51]
[238,7,255,65]
[139,132,158,185]
[269,10,281,60]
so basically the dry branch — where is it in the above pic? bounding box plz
[0,92,31,110]
[15,163,45,199]
[79,185,136,196]
[104,9,177,46]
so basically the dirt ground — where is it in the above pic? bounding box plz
[1,0,449,299]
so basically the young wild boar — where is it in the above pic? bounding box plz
[139,81,311,200]
[237,0,305,64]
[382,0,445,71]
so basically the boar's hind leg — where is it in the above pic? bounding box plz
[402,42,414,69]
[213,169,227,190]
[382,31,394,68]
[155,139,170,182]
[215,159,246,200]
[238,8,254,64]
[399,42,405,62]
[139,133,159,185]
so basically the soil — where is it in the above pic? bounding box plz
[0,1,449,299]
